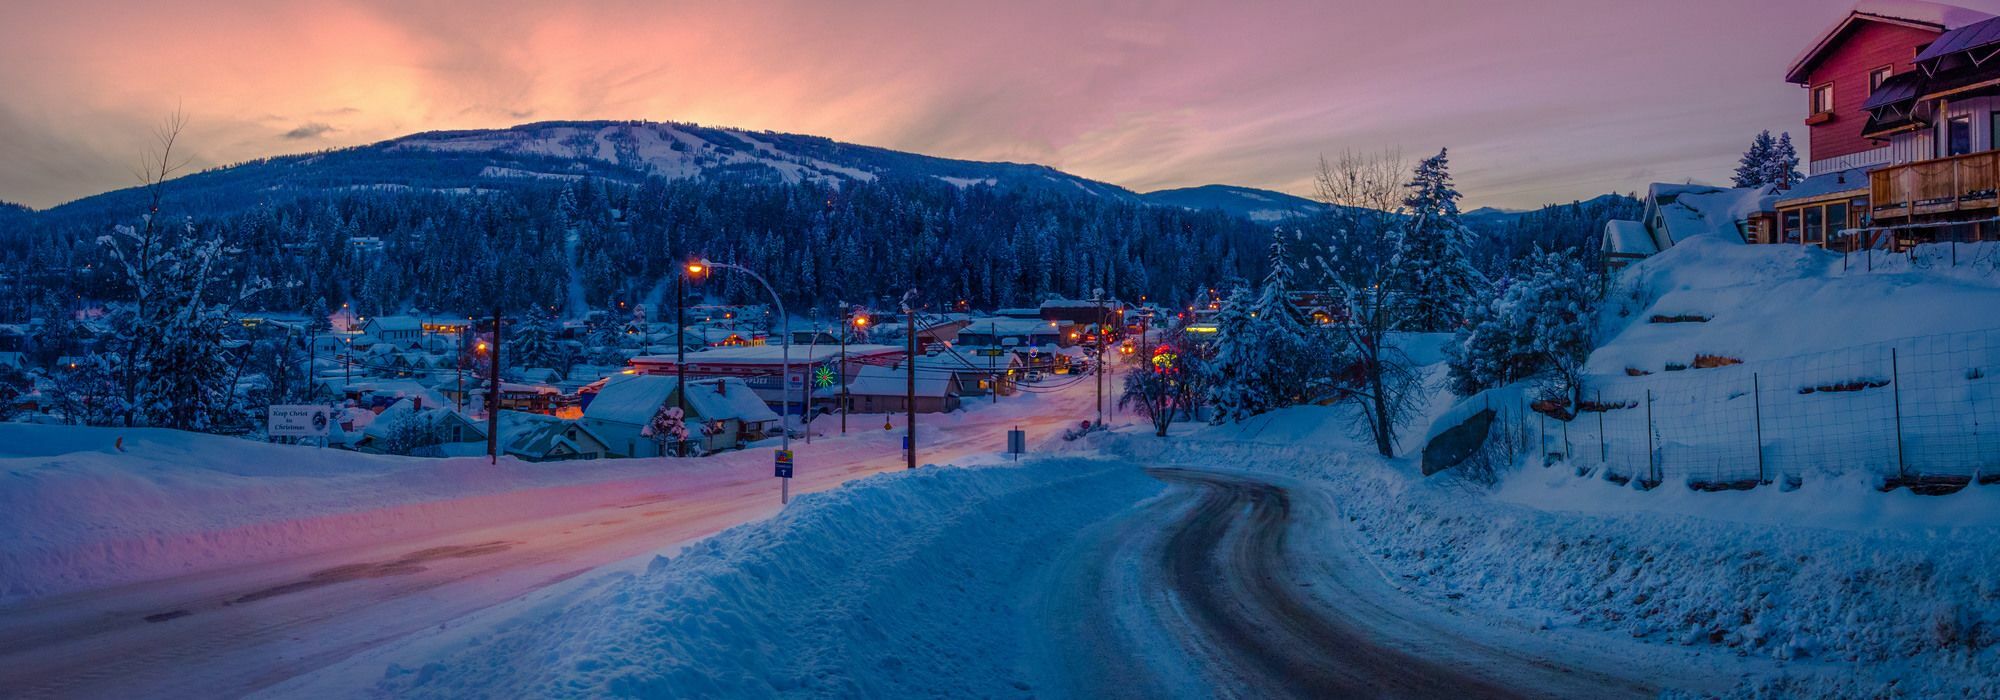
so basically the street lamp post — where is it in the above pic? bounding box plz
[689,259,793,503]
[675,269,688,457]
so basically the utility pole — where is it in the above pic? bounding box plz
[1093,289,1105,427]
[840,306,850,434]
[487,308,501,466]
[903,290,918,470]
[990,320,998,404]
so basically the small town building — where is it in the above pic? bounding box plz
[828,363,964,414]
[490,410,614,462]
[628,344,905,411]
[582,374,780,457]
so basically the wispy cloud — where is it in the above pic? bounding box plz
[281,122,336,139]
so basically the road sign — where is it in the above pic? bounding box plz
[268,405,330,438]
[975,348,1005,357]
[774,449,794,478]
[1006,428,1025,460]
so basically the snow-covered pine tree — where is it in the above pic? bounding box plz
[1763,132,1803,191]
[508,315,560,371]
[1396,148,1484,333]
[1444,248,1601,403]
[1203,286,1266,422]
[1732,131,1776,189]
[99,215,272,431]
[1252,229,1315,404]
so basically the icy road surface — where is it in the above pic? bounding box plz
[1030,468,1663,699]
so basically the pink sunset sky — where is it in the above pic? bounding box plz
[0,0,1880,210]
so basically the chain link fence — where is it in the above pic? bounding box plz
[1511,328,2000,490]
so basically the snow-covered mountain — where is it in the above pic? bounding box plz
[30,120,1331,225]
[1139,184,1327,222]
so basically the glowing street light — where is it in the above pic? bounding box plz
[688,257,796,504]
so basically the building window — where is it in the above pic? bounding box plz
[1825,202,1848,244]
[1811,83,1835,114]
[1781,209,1801,242]
[1853,197,1871,230]
[1870,66,1893,92]
[1804,206,1824,244]
[1948,114,1973,156]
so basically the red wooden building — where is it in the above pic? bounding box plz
[1778,1,2000,246]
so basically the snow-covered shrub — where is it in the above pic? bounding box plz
[1447,248,1601,403]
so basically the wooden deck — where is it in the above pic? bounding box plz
[1870,150,2000,221]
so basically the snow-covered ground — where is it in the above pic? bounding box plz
[1118,406,2000,697]
[264,365,2000,698]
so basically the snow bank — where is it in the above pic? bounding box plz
[362,459,1160,698]
[1593,237,2000,375]
[1110,411,2000,697]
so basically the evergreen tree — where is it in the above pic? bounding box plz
[1204,286,1265,422]
[1252,229,1315,404]
[1732,131,1776,188]
[508,314,560,370]
[1763,132,1803,191]
[98,216,271,430]
[1396,149,1484,332]
[1446,248,1602,403]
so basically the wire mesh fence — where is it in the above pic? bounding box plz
[1519,327,2000,489]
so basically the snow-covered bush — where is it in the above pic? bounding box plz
[1448,248,1601,403]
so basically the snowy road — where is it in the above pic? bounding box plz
[0,380,1104,699]
[1034,467,1662,699]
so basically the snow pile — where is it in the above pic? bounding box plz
[1110,410,2000,697]
[363,459,1160,698]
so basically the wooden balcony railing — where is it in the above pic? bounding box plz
[1870,149,2000,221]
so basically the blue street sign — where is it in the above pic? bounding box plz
[774,449,794,478]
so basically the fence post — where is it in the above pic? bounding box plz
[1645,389,1657,487]
[1562,411,1570,462]
[1596,389,1607,463]
[1892,347,1907,481]
[1753,372,1766,485]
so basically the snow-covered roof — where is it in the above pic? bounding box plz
[1774,167,1871,204]
[495,410,606,458]
[1603,219,1657,256]
[826,364,957,398]
[681,378,780,424]
[1787,1,1997,83]
[582,374,678,425]
[365,316,424,333]
[342,380,448,409]
[633,344,902,366]
[1644,182,1772,247]
[962,316,1066,335]
[1677,186,1778,226]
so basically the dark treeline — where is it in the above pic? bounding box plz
[0,174,1277,321]
[1468,194,1642,274]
